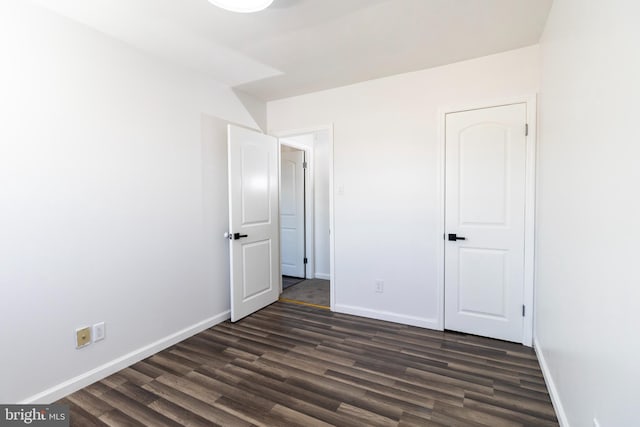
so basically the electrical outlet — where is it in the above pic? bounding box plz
[93,322,105,342]
[375,280,384,293]
[76,326,91,349]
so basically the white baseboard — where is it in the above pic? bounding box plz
[334,304,439,329]
[534,336,570,427]
[20,310,231,404]
[314,273,330,280]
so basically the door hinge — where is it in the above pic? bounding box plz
[303,161,308,169]
[303,257,308,264]
[525,123,529,136]
[522,305,526,317]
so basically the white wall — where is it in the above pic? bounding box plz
[313,130,331,279]
[268,46,540,327]
[535,1,640,426]
[0,1,260,403]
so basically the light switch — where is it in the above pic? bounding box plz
[93,322,105,342]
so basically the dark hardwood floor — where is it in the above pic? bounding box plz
[58,302,558,426]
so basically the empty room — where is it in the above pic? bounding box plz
[1,1,638,426]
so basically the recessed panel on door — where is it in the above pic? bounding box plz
[242,239,273,300]
[281,159,297,216]
[460,125,509,226]
[241,146,271,226]
[280,230,297,267]
[458,248,508,319]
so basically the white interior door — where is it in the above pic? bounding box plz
[228,125,279,322]
[280,148,305,278]
[444,103,527,342]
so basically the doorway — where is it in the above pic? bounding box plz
[277,129,332,309]
[441,100,536,345]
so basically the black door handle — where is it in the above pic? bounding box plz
[233,233,248,240]
[448,233,466,241]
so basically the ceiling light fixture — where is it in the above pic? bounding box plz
[207,0,274,13]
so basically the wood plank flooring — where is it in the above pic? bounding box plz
[58,302,558,426]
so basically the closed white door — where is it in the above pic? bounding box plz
[445,103,527,342]
[228,125,280,322]
[280,149,305,278]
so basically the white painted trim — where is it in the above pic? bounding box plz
[314,273,331,280]
[20,311,230,404]
[435,104,446,332]
[534,337,570,427]
[335,304,439,329]
[437,94,537,346]
[271,125,335,311]
[328,127,335,311]
[522,95,537,347]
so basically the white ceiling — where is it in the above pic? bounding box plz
[35,0,553,101]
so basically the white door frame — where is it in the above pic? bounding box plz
[437,96,537,346]
[272,125,335,311]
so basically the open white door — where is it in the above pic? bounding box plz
[228,125,280,322]
[444,103,527,342]
[280,149,305,278]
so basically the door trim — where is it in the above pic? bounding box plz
[437,96,537,346]
[271,125,335,311]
